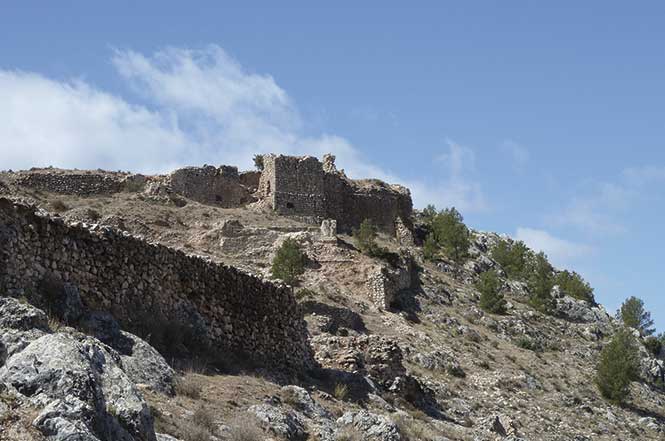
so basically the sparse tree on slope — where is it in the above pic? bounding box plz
[555,270,595,304]
[476,270,507,314]
[595,328,640,404]
[491,239,532,280]
[271,238,306,285]
[430,207,470,264]
[617,296,655,336]
[354,219,382,257]
[527,251,555,314]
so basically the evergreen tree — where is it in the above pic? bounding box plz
[270,238,306,285]
[421,204,438,225]
[555,270,595,304]
[617,296,655,336]
[595,329,640,404]
[476,270,507,314]
[527,251,555,313]
[491,239,532,279]
[422,233,439,261]
[430,207,470,264]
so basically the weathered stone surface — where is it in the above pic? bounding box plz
[0,197,313,374]
[118,332,175,396]
[248,401,307,441]
[258,154,412,235]
[336,410,400,441]
[168,165,253,208]
[0,332,156,441]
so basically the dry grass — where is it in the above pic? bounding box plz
[333,383,349,401]
[174,375,202,399]
[226,414,265,441]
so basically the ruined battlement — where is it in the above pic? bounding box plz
[0,197,313,373]
[3,153,414,236]
[258,154,413,234]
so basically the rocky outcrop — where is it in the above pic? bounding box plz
[0,297,161,441]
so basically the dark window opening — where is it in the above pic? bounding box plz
[286,202,294,209]
[215,195,223,202]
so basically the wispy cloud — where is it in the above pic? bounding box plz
[407,140,487,213]
[515,227,593,269]
[501,139,529,171]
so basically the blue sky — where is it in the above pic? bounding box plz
[1,2,663,331]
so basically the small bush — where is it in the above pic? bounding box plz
[353,219,383,257]
[333,382,349,400]
[193,406,217,434]
[295,288,316,301]
[174,375,201,399]
[555,270,595,303]
[227,414,265,441]
[86,208,101,222]
[595,329,640,404]
[476,270,506,314]
[271,238,306,285]
[393,414,435,441]
[515,336,543,352]
[253,154,264,171]
[617,296,655,337]
[50,199,69,212]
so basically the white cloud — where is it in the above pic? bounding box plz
[0,70,193,173]
[515,227,593,268]
[0,45,486,212]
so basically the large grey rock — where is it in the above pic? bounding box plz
[554,294,613,326]
[0,297,49,331]
[119,331,175,396]
[336,410,401,441]
[249,401,307,441]
[0,297,49,365]
[0,332,156,441]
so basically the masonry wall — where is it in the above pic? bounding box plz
[0,198,313,373]
[168,166,253,208]
[259,155,413,234]
[14,171,127,195]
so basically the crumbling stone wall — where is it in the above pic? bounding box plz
[14,170,128,195]
[366,253,414,309]
[258,155,413,235]
[0,198,312,373]
[168,166,253,208]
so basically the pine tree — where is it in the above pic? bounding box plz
[595,329,640,404]
[422,233,439,261]
[491,239,532,279]
[271,238,306,285]
[430,207,470,264]
[555,270,595,304]
[476,270,506,314]
[617,296,655,336]
[527,252,555,313]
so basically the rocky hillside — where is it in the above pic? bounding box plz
[0,164,663,441]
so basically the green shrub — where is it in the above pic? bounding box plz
[527,252,555,314]
[491,239,532,279]
[422,233,439,261]
[333,382,349,400]
[595,329,640,404]
[555,270,595,303]
[515,336,543,352]
[353,219,384,257]
[271,238,306,285]
[476,270,506,314]
[644,336,663,357]
[617,296,655,337]
[429,207,470,264]
[253,154,264,171]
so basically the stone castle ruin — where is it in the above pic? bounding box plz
[257,154,413,234]
[2,154,413,236]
